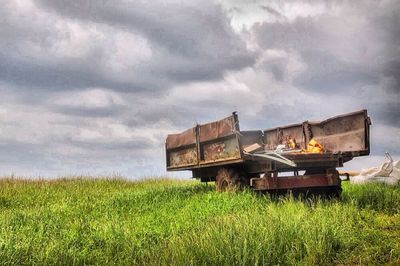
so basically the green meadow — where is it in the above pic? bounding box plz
[0,178,399,265]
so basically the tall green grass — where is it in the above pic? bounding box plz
[0,178,399,265]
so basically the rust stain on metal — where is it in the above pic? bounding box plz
[203,137,240,162]
[199,116,235,142]
[309,111,367,153]
[166,114,241,170]
[166,127,196,149]
[170,147,198,167]
[251,171,340,191]
[264,110,369,154]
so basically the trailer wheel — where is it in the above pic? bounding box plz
[215,168,240,192]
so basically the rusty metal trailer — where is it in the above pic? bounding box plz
[166,110,371,195]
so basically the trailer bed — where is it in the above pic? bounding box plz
[167,110,370,172]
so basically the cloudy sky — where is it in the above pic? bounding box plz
[1,0,399,178]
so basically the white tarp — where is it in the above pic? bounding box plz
[351,153,400,185]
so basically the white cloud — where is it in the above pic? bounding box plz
[218,0,336,32]
[104,30,153,73]
[51,88,125,109]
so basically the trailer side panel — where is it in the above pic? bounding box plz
[199,115,242,165]
[263,110,370,156]
[166,114,243,171]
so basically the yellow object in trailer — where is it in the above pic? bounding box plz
[306,138,325,153]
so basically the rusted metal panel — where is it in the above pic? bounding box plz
[202,136,240,162]
[264,130,278,151]
[245,152,340,172]
[251,172,340,191]
[166,127,196,149]
[197,158,244,168]
[309,110,369,154]
[199,116,236,143]
[263,110,370,155]
[240,130,263,147]
[166,114,243,170]
[264,124,305,150]
[169,147,198,168]
[283,153,338,166]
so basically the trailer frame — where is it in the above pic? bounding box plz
[166,110,371,193]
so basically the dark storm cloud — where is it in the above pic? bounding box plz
[124,106,197,129]
[36,0,247,57]
[0,0,254,93]
[249,0,400,140]
[370,103,400,128]
[0,54,99,90]
[0,141,59,171]
[259,5,282,18]
[252,0,400,92]
[293,50,380,92]
[254,18,319,52]
[0,37,168,93]
[383,60,400,93]
[256,56,288,82]
[66,138,154,151]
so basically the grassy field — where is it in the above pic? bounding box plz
[0,177,399,265]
